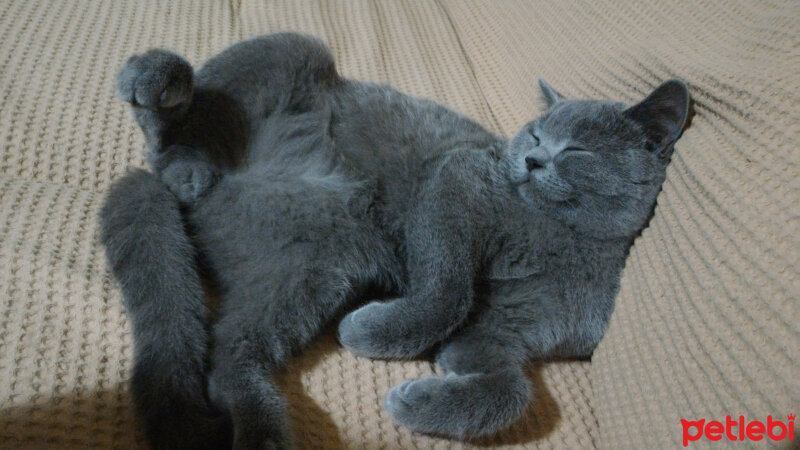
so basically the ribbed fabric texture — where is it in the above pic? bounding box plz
[0,1,796,448]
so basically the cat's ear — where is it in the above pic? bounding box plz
[538,79,565,107]
[625,80,690,158]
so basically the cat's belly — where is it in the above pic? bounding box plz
[187,166,396,298]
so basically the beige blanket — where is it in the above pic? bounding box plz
[1,1,797,448]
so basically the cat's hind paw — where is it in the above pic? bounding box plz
[154,146,218,203]
[116,49,193,109]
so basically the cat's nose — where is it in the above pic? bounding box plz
[525,155,546,171]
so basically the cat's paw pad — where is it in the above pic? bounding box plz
[159,154,217,203]
[116,50,193,109]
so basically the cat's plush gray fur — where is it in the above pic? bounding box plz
[100,33,689,449]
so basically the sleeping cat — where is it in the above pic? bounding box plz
[100,33,689,448]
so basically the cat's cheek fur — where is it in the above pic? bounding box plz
[535,171,574,202]
[516,174,573,205]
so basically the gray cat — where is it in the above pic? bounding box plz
[100,33,689,449]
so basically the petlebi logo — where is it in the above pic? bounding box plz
[681,414,795,447]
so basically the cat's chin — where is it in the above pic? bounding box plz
[516,179,574,205]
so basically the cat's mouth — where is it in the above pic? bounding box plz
[509,165,534,185]
[531,172,575,202]
[508,157,576,204]
[514,173,532,185]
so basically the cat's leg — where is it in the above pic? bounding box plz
[117,33,338,156]
[116,34,339,196]
[206,262,383,449]
[338,202,475,359]
[197,175,397,449]
[100,170,231,449]
[116,49,195,151]
[206,312,293,450]
[116,49,228,202]
[383,280,569,438]
[115,46,253,176]
[384,310,533,438]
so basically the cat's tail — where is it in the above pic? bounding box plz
[100,169,231,449]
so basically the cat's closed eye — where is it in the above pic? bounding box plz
[562,147,592,155]
[528,128,540,145]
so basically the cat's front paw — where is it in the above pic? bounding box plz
[338,301,419,359]
[116,49,193,109]
[337,302,389,358]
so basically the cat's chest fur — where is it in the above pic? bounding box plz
[485,211,578,281]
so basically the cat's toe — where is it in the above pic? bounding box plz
[116,49,193,109]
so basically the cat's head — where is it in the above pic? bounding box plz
[505,79,689,239]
